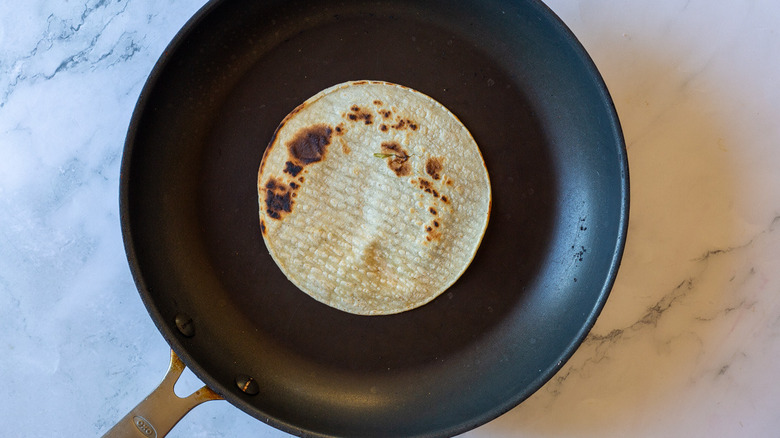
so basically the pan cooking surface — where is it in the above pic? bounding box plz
[121,0,628,436]
[199,18,553,371]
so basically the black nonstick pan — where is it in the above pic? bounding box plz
[111,0,629,436]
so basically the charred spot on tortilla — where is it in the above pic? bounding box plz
[346,105,374,125]
[380,141,410,176]
[257,80,491,315]
[288,124,332,165]
[381,141,405,156]
[386,117,418,131]
[284,161,303,177]
[264,177,294,220]
[414,178,443,199]
[425,157,443,180]
[425,222,442,240]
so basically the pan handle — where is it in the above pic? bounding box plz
[102,350,222,438]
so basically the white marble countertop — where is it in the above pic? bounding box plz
[2,0,779,436]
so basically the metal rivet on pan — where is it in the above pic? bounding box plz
[174,313,195,337]
[235,375,260,395]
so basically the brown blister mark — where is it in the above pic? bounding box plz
[418,178,433,195]
[260,220,267,235]
[341,140,351,154]
[415,177,447,201]
[444,177,454,186]
[390,117,418,131]
[425,222,442,242]
[334,123,346,135]
[353,80,368,85]
[346,105,374,125]
[425,157,443,180]
[288,124,332,165]
[380,141,410,176]
[284,161,303,177]
[429,207,438,215]
[417,178,436,196]
[440,195,449,203]
[425,220,441,242]
[373,100,383,106]
[380,110,392,119]
[380,124,388,132]
[264,177,295,220]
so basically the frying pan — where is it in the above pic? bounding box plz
[109,0,628,436]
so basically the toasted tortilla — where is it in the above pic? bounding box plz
[258,81,491,315]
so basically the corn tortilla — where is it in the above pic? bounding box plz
[258,81,491,315]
